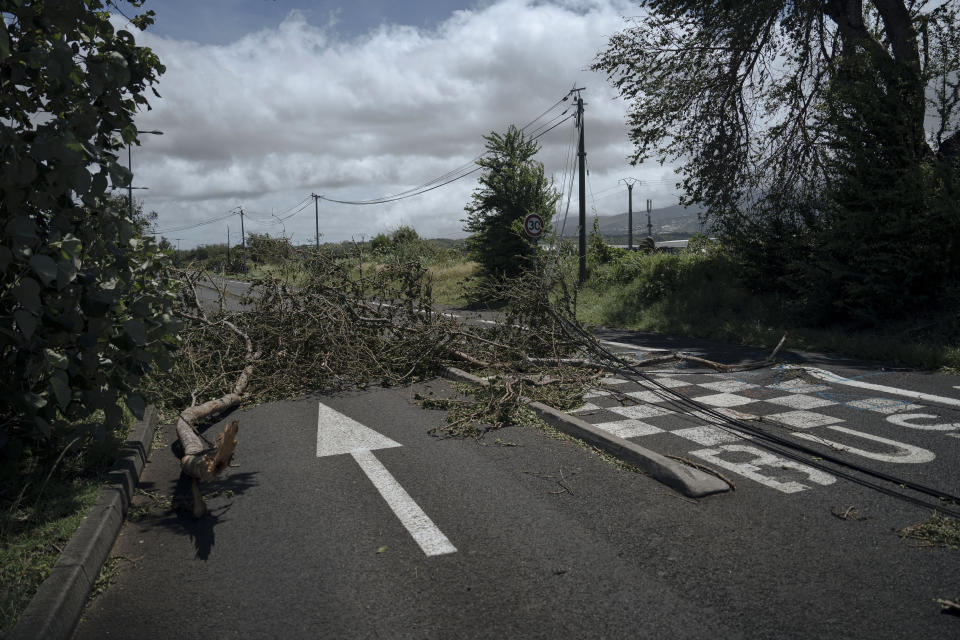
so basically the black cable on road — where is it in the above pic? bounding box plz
[556,314,960,517]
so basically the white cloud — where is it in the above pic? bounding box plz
[126,0,678,247]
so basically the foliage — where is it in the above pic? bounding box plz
[463,125,559,299]
[587,217,626,267]
[684,233,717,255]
[0,0,175,466]
[146,252,457,418]
[245,232,294,265]
[574,247,958,370]
[898,512,960,550]
[593,0,960,322]
[0,411,127,632]
[370,226,443,263]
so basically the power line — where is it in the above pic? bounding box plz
[317,90,579,207]
[558,318,960,518]
[154,210,237,235]
[155,91,579,232]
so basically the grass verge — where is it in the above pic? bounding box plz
[0,414,131,633]
[574,250,960,371]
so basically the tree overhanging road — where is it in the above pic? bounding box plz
[74,371,959,639]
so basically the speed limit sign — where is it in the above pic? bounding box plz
[523,213,544,239]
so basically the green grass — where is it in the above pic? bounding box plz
[0,477,104,632]
[0,413,131,632]
[428,260,476,307]
[574,250,960,371]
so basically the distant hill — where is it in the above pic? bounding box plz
[558,204,707,237]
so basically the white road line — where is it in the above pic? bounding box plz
[790,366,960,408]
[351,450,457,557]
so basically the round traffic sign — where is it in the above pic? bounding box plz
[523,213,544,238]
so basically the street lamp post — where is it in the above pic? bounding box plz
[128,129,163,220]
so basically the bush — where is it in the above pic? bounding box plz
[0,1,176,468]
[370,226,439,264]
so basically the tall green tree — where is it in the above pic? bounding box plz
[463,125,558,289]
[0,1,176,465]
[593,1,960,319]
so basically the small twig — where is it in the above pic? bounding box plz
[937,598,960,615]
[768,333,788,360]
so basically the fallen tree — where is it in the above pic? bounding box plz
[148,250,788,515]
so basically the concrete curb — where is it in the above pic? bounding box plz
[440,366,730,499]
[8,406,158,640]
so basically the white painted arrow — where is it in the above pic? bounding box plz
[316,402,456,557]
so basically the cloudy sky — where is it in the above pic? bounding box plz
[121,0,682,248]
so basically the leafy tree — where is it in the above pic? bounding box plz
[246,232,294,264]
[463,125,558,289]
[370,226,440,263]
[593,1,960,320]
[587,217,625,266]
[0,1,176,465]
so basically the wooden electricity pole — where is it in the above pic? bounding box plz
[239,207,247,275]
[311,193,321,251]
[576,89,586,284]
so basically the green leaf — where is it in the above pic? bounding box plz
[22,392,47,411]
[50,371,71,409]
[33,417,51,439]
[91,171,108,196]
[60,234,82,256]
[13,278,41,313]
[30,254,58,286]
[6,215,38,246]
[103,403,122,429]
[57,256,79,289]
[125,394,145,419]
[44,348,68,370]
[123,319,148,345]
[376,545,388,554]
[109,162,131,188]
[14,310,37,340]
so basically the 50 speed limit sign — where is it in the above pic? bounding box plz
[523,213,544,239]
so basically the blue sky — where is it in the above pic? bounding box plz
[119,0,681,248]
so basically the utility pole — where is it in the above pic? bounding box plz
[575,88,587,284]
[620,178,639,250]
[646,199,653,238]
[239,207,247,275]
[128,145,133,221]
[311,193,320,251]
[226,226,231,271]
[175,238,182,265]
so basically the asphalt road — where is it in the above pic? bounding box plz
[74,371,960,639]
[82,277,959,637]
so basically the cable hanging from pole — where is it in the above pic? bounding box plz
[316,89,580,206]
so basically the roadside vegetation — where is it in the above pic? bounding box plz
[1,1,172,631]
[181,226,960,372]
